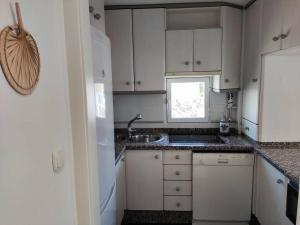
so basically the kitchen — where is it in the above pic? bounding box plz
[0,0,300,225]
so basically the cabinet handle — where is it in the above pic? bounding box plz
[196,60,202,65]
[281,33,288,40]
[175,187,181,192]
[89,6,95,13]
[225,79,230,83]
[125,81,131,86]
[176,202,181,207]
[175,171,181,176]
[101,70,105,78]
[154,155,159,159]
[175,155,180,160]
[245,127,250,131]
[273,35,280,42]
[184,61,190,66]
[252,78,258,82]
[94,13,101,20]
[136,81,141,85]
[277,179,284,184]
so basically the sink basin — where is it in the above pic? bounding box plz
[169,135,225,144]
[129,134,163,143]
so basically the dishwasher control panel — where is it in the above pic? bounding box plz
[193,153,254,166]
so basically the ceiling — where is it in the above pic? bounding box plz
[104,0,250,6]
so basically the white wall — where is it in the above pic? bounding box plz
[113,90,238,128]
[0,1,77,225]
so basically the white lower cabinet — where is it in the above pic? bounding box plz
[255,155,290,225]
[163,150,192,211]
[126,150,163,210]
[164,196,192,211]
[116,154,126,225]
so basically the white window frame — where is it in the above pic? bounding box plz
[166,77,210,123]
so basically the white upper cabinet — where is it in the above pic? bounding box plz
[193,28,222,72]
[261,0,282,54]
[281,0,300,50]
[242,0,262,125]
[105,10,134,91]
[133,9,166,91]
[166,30,194,72]
[166,28,221,73]
[261,0,300,54]
[214,6,242,91]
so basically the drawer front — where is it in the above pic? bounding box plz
[164,151,192,165]
[164,196,192,211]
[164,181,192,196]
[242,118,258,141]
[164,165,192,180]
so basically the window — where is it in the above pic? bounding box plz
[167,77,209,122]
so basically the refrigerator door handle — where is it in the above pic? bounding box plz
[100,182,116,214]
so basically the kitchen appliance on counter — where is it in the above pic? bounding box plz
[193,153,254,225]
[91,27,116,225]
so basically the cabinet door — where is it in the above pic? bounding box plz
[166,30,194,72]
[133,9,166,91]
[193,29,222,72]
[105,10,134,91]
[242,0,262,124]
[126,150,163,210]
[219,6,242,90]
[116,155,126,225]
[282,0,300,50]
[261,0,282,54]
[256,156,286,225]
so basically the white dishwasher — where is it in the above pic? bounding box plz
[193,153,254,225]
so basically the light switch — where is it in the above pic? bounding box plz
[52,150,64,173]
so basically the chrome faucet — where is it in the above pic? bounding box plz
[128,114,142,138]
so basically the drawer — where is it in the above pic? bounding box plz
[164,196,192,211]
[164,165,192,180]
[242,118,258,141]
[164,181,192,196]
[164,151,192,165]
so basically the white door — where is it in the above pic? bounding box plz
[281,0,300,50]
[116,155,126,225]
[261,0,283,54]
[166,30,194,72]
[133,9,166,91]
[193,28,222,72]
[126,150,163,210]
[106,9,134,92]
[256,156,286,225]
[242,0,262,124]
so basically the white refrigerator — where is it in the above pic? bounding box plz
[91,26,117,225]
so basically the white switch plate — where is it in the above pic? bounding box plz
[52,150,64,173]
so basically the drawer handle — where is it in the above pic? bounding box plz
[176,202,181,207]
[184,61,190,66]
[175,171,181,176]
[175,155,180,160]
[277,179,284,184]
[154,155,159,159]
[175,187,181,192]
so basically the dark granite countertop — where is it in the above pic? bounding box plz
[114,129,300,189]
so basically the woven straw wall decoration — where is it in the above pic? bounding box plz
[0,2,40,95]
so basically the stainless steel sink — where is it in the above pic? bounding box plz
[129,134,163,143]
